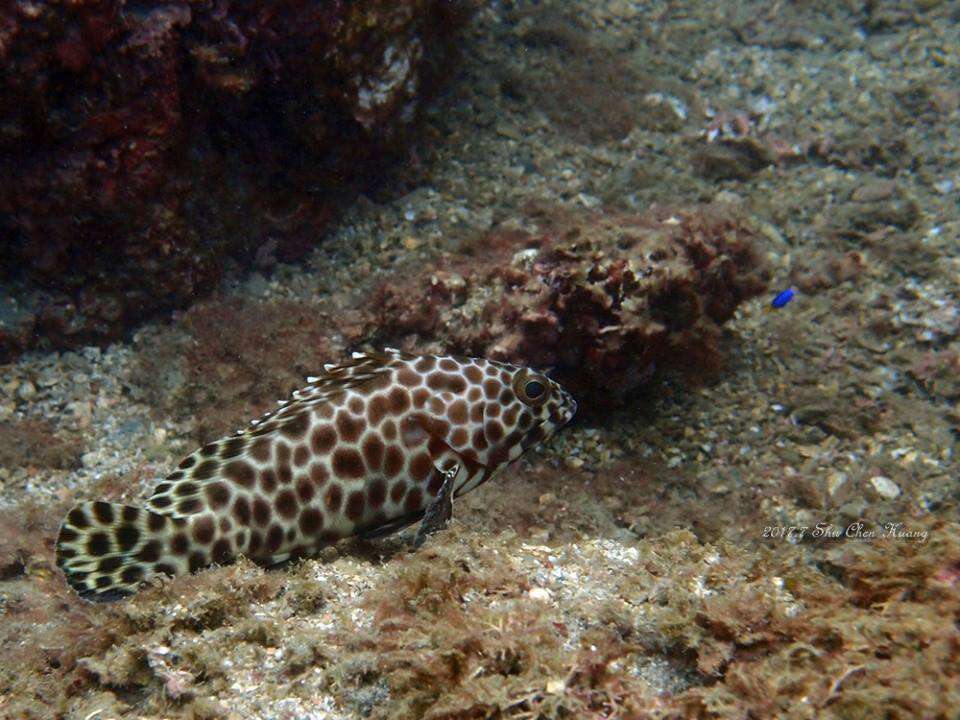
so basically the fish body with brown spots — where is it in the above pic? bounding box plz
[56,350,578,600]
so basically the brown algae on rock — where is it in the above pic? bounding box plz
[372,203,769,407]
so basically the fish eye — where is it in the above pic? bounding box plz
[514,371,550,406]
[525,380,545,399]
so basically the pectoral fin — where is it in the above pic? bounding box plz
[413,464,458,549]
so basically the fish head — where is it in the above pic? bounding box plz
[402,356,577,496]
[465,360,578,492]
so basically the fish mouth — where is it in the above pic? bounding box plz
[557,394,578,427]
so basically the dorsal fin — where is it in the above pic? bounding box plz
[312,348,410,382]
[144,350,411,517]
[237,350,410,433]
[276,350,410,409]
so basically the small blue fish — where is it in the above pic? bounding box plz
[771,288,795,309]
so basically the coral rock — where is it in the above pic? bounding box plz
[373,205,769,406]
[0,0,471,360]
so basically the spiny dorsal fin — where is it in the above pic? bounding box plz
[239,350,404,435]
[144,350,411,517]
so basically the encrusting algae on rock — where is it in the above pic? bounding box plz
[56,350,577,599]
[373,203,769,407]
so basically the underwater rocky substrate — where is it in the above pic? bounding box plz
[0,0,472,360]
[371,203,769,408]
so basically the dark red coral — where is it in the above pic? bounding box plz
[371,205,768,406]
[0,0,471,359]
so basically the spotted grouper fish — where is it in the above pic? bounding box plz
[56,350,578,600]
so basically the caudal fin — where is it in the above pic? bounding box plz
[56,501,189,601]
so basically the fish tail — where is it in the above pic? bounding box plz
[56,501,190,601]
